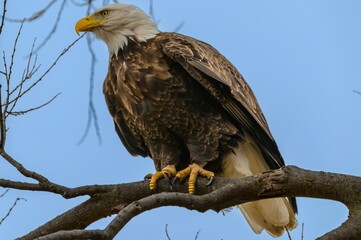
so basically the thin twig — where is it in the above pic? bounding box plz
[8,39,39,114]
[6,34,86,107]
[4,22,24,118]
[149,0,155,22]
[0,150,113,199]
[148,0,159,25]
[194,229,201,240]
[8,93,60,116]
[173,21,185,32]
[165,224,171,240]
[0,197,26,225]
[0,85,5,149]
[0,188,9,198]
[286,228,292,240]
[77,33,102,145]
[0,84,6,150]
[70,0,88,7]
[5,0,57,22]
[353,90,361,95]
[33,0,67,53]
[301,223,304,240]
[0,22,24,148]
[0,0,7,35]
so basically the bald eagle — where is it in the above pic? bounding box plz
[75,3,297,237]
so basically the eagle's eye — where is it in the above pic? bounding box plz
[100,10,109,17]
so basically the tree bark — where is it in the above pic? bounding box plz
[12,166,361,240]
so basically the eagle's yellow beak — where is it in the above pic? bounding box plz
[75,15,104,35]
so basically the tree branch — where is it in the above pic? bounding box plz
[33,0,67,53]
[14,166,361,240]
[0,150,116,198]
[77,33,102,145]
[5,0,57,23]
[7,92,61,116]
[0,197,26,225]
[0,0,6,35]
[5,34,85,108]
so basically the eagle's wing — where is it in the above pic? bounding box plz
[112,118,149,157]
[160,32,285,169]
[103,67,149,158]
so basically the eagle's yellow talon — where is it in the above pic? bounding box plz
[175,163,215,194]
[149,164,176,190]
[149,172,163,190]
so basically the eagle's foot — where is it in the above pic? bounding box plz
[149,164,176,191]
[174,163,215,194]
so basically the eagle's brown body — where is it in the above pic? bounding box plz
[76,4,297,236]
[104,32,283,172]
[104,33,242,173]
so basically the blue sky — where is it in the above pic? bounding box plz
[1,0,361,239]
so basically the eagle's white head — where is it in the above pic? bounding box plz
[75,4,160,55]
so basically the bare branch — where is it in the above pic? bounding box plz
[69,0,88,7]
[0,150,117,198]
[0,85,5,149]
[301,223,305,240]
[33,0,67,53]
[16,166,361,240]
[0,30,84,150]
[165,224,171,240]
[194,229,201,240]
[8,39,39,114]
[5,0,57,23]
[7,93,60,116]
[4,21,23,115]
[77,33,102,145]
[149,0,157,23]
[33,230,107,240]
[173,21,185,32]
[286,228,292,240]
[0,197,26,225]
[0,0,6,35]
[353,90,361,95]
[0,188,9,197]
[6,34,85,107]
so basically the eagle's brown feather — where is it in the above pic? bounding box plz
[160,33,286,169]
[77,3,297,236]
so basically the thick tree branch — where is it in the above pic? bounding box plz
[15,166,361,240]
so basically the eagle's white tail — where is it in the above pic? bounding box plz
[220,140,297,237]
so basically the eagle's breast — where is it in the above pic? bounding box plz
[103,38,191,142]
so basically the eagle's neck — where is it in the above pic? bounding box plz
[94,17,160,55]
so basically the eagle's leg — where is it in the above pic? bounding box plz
[149,164,176,190]
[175,163,215,194]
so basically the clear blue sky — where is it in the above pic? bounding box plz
[1,1,361,239]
